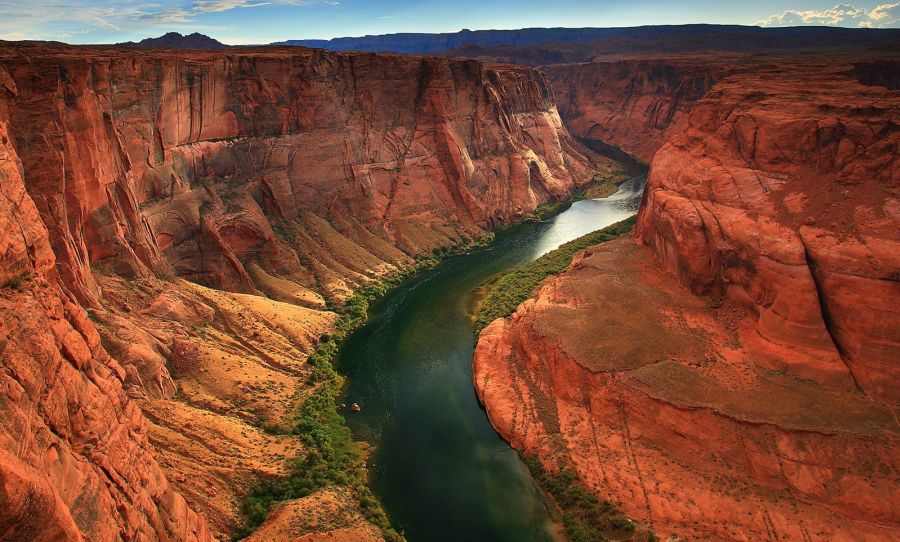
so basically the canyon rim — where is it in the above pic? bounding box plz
[0,7,898,542]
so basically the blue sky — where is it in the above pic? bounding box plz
[0,1,897,44]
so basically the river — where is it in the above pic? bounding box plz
[336,175,645,542]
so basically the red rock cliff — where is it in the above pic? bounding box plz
[475,54,899,541]
[0,42,604,540]
[544,57,721,162]
[635,57,899,396]
[0,98,212,541]
[1,44,600,304]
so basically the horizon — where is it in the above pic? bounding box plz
[0,1,898,45]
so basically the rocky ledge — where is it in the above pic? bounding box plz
[475,53,899,541]
[0,42,608,540]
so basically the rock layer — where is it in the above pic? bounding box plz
[0,42,603,540]
[475,239,898,541]
[1,43,599,304]
[475,54,899,541]
[635,56,899,396]
[545,58,721,162]
[0,105,212,541]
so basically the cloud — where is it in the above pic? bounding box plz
[757,2,900,28]
[0,0,337,42]
[192,0,271,13]
[870,1,900,21]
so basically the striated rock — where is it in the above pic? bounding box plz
[544,57,721,162]
[475,54,899,541]
[475,239,899,541]
[0,43,601,304]
[0,41,604,539]
[635,57,899,395]
[0,103,212,541]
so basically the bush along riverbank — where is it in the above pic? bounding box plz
[235,232,494,541]
[522,455,657,542]
[473,215,637,332]
[529,165,632,222]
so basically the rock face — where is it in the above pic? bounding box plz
[635,57,900,396]
[544,58,722,162]
[475,239,899,541]
[475,54,899,541]
[0,42,601,540]
[0,105,212,541]
[1,43,598,304]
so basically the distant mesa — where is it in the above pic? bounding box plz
[271,24,900,56]
[120,32,226,50]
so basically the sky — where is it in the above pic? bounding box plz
[0,1,897,44]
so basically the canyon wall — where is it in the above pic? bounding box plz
[0,43,603,540]
[0,105,212,542]
[544,58,721,162]
[2,44,599,305]
[635,57,899,396]
[475,54,899,541]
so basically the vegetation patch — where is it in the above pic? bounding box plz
[473,216,636,332]
[522,454,655,542]
[235,233,493,541]
[0,272,27,291]
[529,166,632,222]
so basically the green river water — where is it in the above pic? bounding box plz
[336,176,645,542]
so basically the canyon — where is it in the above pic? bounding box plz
[0,28,897,542]
[475,52,899,540]
[0,42,609,541]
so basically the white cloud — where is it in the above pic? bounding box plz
[192,0,271,13]
[0,0,337,42]
[757,2,900,28]
[870,1,900,21]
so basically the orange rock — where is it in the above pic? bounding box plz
[0,43,603,302]
[545,57,721,162]
[0,106,212,540]
[0,41,606,539]
[635,57,900,395]
[475,239,899,542]
[475,53,899,541]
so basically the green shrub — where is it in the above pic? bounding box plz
[522,454,637,542]
[474,216,636,332]
[235,232,495,541]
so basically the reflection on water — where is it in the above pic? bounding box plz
[336,177,645,542]
[528,176,645,259]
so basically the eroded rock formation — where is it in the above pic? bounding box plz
[0,107,212,542]
[635,57,899,396]
[544,57,722,162]
[475,54,899,541]
[0,42,603,540]
[2,43,599,303]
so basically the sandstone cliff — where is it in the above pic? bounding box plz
[475,54,899,541]
[544,57,721,162]
[1,44,598,304]
[635,56,899,396]
[0,42,603,540]
[0,104,212,542]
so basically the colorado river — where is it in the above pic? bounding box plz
[337,175,645,542]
